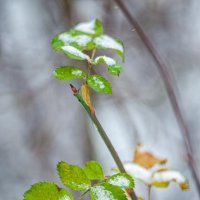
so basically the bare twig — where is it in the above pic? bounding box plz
[113,0,200,195]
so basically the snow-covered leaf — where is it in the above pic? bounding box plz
[61,45,90,61]
[152,169,189,190]
[23,182,73,200]
[74,19,103,36]
[124,163,152,185]
[90,183,127,200]
[124,163,189,190]
[53,66,86,80]
[94,56,122,76]
[51,31,93,50]
[87,75,112,94]
[94,35,124,60]
[107,173,134,189]
[57,161,91,191]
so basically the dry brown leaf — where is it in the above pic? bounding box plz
[152,168,189,190]
[81,84,95,114]
[133,144,167,169]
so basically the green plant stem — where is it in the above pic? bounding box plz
[70,85,137,200]
[77,189,90,200]
[87,48,96,76]
[148,186,152,200]
[75,92,126,172]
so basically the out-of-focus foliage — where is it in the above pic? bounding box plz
[124,145,189,190]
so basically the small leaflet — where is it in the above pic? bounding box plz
[23,182,73,200]
[94,35,124,60]
[53,66,86,80]
[94,56,122,76]
[83,160,104,180]
[87,75,112,94]
[57,161,91,191]
[107,173,134,189]
[94,56,116,66]
[61,46,90,61]
[74,19,103,36]
[90,183,127,200]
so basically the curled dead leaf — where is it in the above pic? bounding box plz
[133,144,167,169]
[81,84,95,114]
[152,168,189,190]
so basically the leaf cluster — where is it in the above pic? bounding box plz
[23,160,135,200]
[51,19,124,94]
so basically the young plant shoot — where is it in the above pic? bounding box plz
[23,19,137,200]
[23,19,188,200]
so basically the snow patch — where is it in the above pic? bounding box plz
[124,163,152,184]
[59,33,92,47]
[74,19,96,34]
[108,176,130,187]
[95,56,116,66]
[61,46,90,61]
[71,70,83,76]
[91,186,114,200]
[152,170,186,183]
[94,35,123,52]
[60,196,71,200]
[92,76,105,89]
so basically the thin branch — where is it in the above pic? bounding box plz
[87,48,96,76]
[113,0,200,195]
[70,84,137,200]
[148,186,152,200]
[77,189,90,200]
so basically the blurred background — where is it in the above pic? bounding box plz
[0,0,200,199]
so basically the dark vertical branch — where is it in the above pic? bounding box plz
[113,0,200,195]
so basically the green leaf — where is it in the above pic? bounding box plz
[83,161,104,180]
[51,31,94,51]
[53,66,86,80]
[107,64,122,76]
[94,56,122,76]
[107,173,134,189]
[23,181,73,200]
[61,45,90,61]
[87,75,112,94]
[74,19,103,36]
[90,183,127,200]
[51,35,65,51]
[94,35,124,61]
[57,161,91,191]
